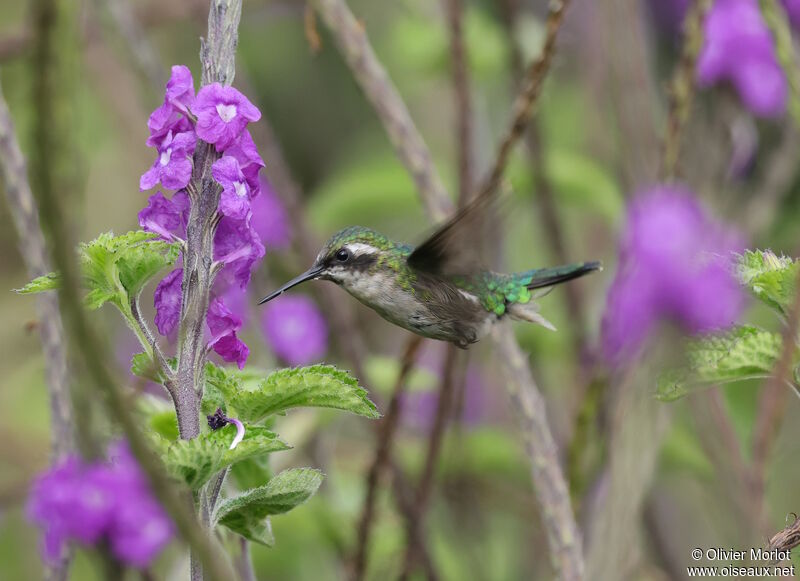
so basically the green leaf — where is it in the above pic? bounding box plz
[131,352,162,383]
[214,468,323,545]
[227,365,380,423]
[149,410,179,441]
[157,426,290,489]
[656,325,783,401]
[79,231,179,310]
[230,456,273,491]
[737,250,800,316]
[15,272,61,294]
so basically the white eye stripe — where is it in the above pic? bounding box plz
[345,243,379,255]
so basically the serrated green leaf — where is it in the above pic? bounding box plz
[656,325,783,401]
[15,272,61,294]
[149,410,179,441]
[737,250,800,316]
[227,365,380,422]
[78,231,179,310]
[231,456,273,490]
[157,426,290,489]
[214,468,323,545]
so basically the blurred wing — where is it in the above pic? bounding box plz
[407,190,504,276]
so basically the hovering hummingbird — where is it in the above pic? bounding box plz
[259,194,601,348]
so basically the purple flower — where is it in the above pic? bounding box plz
[212,156,252,219]
[154,268,183,336]
[214,215,265,289]
[207,297,249,368]
[165,65,195,115]
[697,0,787,117]
[146,103,193,148]
[261,295,328,365]
[251,178,291,249]
[601,186,746,362]
[138,191,190,241]
[226,130,265,194]
[191,83,261,151]
[26,444,173,568]
[140,130,197,191]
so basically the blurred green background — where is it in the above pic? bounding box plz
[2,0,800,579]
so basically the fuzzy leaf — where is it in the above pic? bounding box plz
[215,468,323,545]
[15,272,61,294]
[737,250,800,316]
[656,325,783,401]
[157,426,290,489]
[131,352,162,383]
[226,365,380,422]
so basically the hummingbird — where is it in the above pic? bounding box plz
[259,194,601,348]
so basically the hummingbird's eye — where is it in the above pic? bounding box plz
[335,248,350,262]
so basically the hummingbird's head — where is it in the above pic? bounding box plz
[259,226,406,304]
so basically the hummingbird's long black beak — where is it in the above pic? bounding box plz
[258,266,324,305]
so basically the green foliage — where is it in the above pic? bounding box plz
[737,250,800,316]
[656,325,784,401]
[14,231,178,311]
[219,364,380,423]
[156,426,290,489]
[131,352,163,383]
[214,468,323,545]
[148,410,179,441]
[14,272,60,294]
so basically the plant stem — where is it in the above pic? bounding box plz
[352,335,422,580]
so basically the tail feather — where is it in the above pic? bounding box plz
[524,261,602,290]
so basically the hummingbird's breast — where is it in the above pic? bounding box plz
[337,267,496,347]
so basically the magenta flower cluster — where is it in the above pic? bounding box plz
[601,186,745,362]
[27,443,173,568]
[697,0,787,118]
[138,65,274,368]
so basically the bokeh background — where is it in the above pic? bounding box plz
[2,0,800,579]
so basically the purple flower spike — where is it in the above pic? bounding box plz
[138,191,190,241]
[601,186,746,363]
[191,83,261,151]
[261,295,328,366]
[146,103,193,149]
[212,156,252,219]
[251,177,291,249]
[165,65,195,115]
[207,297,250,368]
[784,0,800,28]
[154,268,183,336]
[697,0,787,117]
[140,131,197,191]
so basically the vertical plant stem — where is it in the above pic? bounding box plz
[353,336,423,581]
[400,345,459,580]
[443,0,474,207]
[661,0,712,180]
[0,82,72,460]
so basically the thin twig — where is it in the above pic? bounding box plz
[352,335,423,581]
[0,76,72,460]
[400,345,459,580]
[310,0,453,223]
[391,462,439,581]
[492,325,584,580]
[660,0,712,180]
[476,0,570,200]
[235,537,257,581]
[313,0,584,578]
[751,266,800,532]
[443,0,474,207]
